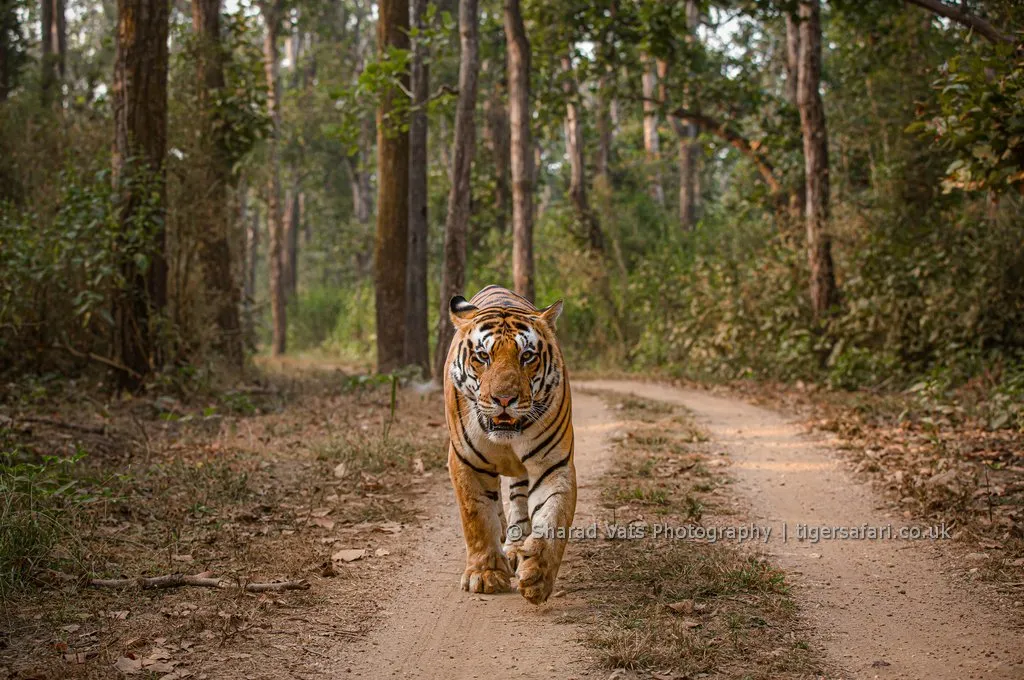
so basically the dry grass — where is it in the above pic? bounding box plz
[566,393,823,679]
[0,365,447,679]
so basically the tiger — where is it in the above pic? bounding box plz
[443,285,577,605]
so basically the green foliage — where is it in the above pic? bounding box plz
[0,165,121,369]
[0,443,88,596]
[914,44,1024,195]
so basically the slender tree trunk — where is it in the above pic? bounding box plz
[193,0,242,366]
[40,0,64,103]
[242,186,259,345]
[796,0,838,319]
[375,0,410,373]
[596,69,613,186]
[504,0,534,302]
[111,0,169,386]
[482,62,510,233]
[785,11,805,220]
[404,0,430,373]
[641,54,663,206]
[435,0,479,380]
[563,55,603,253]
[261,0,286,355]
[282,186,299,299]
[0,0,18,102]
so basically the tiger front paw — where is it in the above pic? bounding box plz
[461,552,513,594]
[515,538,558,604]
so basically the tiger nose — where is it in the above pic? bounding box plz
[493,394,517,408]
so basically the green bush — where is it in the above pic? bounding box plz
[0,444,88,596]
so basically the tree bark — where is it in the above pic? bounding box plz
[404,0,430,374]
[640,54,663,206]
[193,0,242,366]
[595,69,613,186]
[435,0,479,380]
[785,11,805,220]
[40,0,64,103]
[563,55,603,253]
[282,186,299,299]
[504,0,534,302]
[261,0,286,355]
[0,0,18,102]
[375,0,410,373]
[482,61,510,233]
[796,0,838,319]
[111,0,169,387]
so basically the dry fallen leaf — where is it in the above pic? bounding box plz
[374,548,390,557]
[666,600,695,615]
[332,549,366,563]
[172,554,193,563]
[309,517,336,530]
[412,457,425,475]
[333,462,347,479]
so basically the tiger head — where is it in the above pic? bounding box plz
[447,294,564,441]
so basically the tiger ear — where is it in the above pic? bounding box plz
[537,299,563,330]
[449,296,479,330]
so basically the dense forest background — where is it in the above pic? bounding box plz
[1,0,1022,398]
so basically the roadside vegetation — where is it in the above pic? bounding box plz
[0,364,445,678]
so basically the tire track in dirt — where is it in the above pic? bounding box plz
[323,390,619,679]
[579,380,1024,680]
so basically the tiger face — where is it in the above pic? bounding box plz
[448,295,564,442]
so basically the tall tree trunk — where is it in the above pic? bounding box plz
[641,54,663,206]
[796,0,838,319]
[434,0,479,380]
[404,0,430,373]
[668,1,701,230]
[0,0,18,102]
[111,0,169,387]
[563,55,603,253]
[595,69,613,186]
[785,11,805,220]
[193,0,242,366]
[504,0,534,302]
[40,0,64,103]
[482,61,510,233]
[261,0,286,355]
[282,186,299,299]
[242,186,259,346]
[375,0,410,373]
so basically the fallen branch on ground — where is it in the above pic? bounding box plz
[17,415,107,435]
[88,571,311,592]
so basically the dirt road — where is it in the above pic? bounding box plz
[326,390,619,679]
[324,381,1023,680]
[582,380,1024,680]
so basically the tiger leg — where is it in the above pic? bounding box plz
[517,444,577,604]
[503,475,531,569]
[448,444,513,594]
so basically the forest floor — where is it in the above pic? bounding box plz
[1,364,1022,679]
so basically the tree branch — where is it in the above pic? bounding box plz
[904,0,1013,45]
[671,108,782,194]
[89,572,311,592]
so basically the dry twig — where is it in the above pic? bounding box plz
[88,571,311,592]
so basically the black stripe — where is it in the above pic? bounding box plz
[484,490,499,501]
[524,406,571,464]
[530,491,564,521]
[529,452,571,496]
[453,448,499,477]
[454,391,492,466]
[521,398,570,462]
[510,479,528,488]
[510,492,526,500]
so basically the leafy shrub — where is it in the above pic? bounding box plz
[0,444,88,596]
